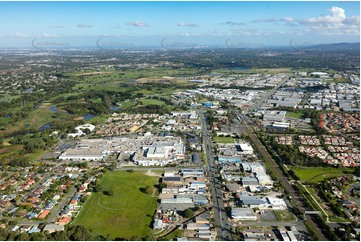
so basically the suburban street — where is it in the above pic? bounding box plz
[199,111,231,241]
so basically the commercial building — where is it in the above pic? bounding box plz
[180,169,205,177]
[231,208,257,220]
[237,143,254,155]
[58,148,105,161]
[263,111,287,122]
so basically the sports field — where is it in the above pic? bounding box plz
[72,171,159,239]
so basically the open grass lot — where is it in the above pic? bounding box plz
[286,111,304,119]
[273,210,297,222]
[72,171,159,239]
[290,166,356,183]
[213,136,234,144]
[139,98,166,106]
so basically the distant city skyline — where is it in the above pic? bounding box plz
[0,1,359,49]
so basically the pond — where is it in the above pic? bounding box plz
[83,113,95,121]
[49,106,68,113]
[38,123,51,132]
[49,106,59,112]
[110,105,120,112]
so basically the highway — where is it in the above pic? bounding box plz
[199,111,231,241]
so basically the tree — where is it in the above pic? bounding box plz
[51,231,69,241]
[94,184,102,193]
[29,232,46,241]
[103,189,114,197]
[144,185,155,195]
[130,235,142,241]
[16,232,30,241]
[68,225,93,241]
[184,208,194,218]
[80,195,89,203]
[158,183,167,192]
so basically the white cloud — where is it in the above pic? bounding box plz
[301,6,359,35]
[252,17,297,23]
[50,24,64,29]
[77,23,93,28]
[126,20,148,27]
[222,21,247,26]
[42,33,58,38]
[303,6,345,24]
[230,28,276,36]
[5,32,29,38]
[177,22,198,27]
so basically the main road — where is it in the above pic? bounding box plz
[199,111,231,241]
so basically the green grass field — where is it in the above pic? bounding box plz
[213,136,234,144]
[273,210,297,222]
[286,111,304,119]
[139,98,166,106]
[291,166,356,183]
[72,171,159,239]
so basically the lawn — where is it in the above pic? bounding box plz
[286,111,304,119]
[213,136,234,144]
[290,166,356,183]
[72,171,159,239]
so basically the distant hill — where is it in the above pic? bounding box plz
[306,42,360,51]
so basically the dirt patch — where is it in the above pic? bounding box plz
[144,170,160,177]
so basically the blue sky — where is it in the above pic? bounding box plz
[0,1,359,48]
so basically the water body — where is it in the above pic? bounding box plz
[38,123,51,132]
[83,113,95,121]
[49,106,59,112]
[228,67,250,71]
[49,106,68,113]
[110,105,120,112]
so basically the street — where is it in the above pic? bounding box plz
[199,111,231,240]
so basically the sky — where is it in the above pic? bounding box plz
[0,1,359,49]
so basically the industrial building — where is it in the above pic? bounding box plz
[231,208,257,220]
[263,110,287,122]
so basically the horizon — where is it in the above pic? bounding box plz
[0,1,360,50]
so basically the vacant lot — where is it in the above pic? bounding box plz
[213,136,234,144]
[72,171,159,239]
[291,166,355,183]
[274,210,297,222]
[286,111,304,119]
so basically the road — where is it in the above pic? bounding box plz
[235,112,327,240]
[46,187,77,223]
[17,186,77,227]
[199,111,231,241]
[247,75,289,113]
